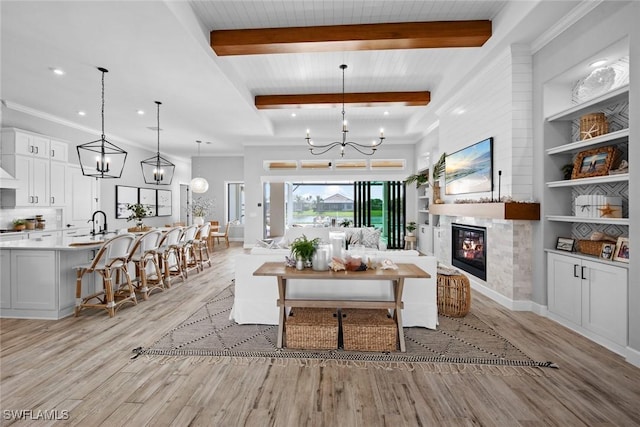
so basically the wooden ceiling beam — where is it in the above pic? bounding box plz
[255,91,430,109]
[211,21,491,56]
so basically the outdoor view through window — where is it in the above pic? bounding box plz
[269,182,384,228]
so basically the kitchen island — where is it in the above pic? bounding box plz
[0,234,112,319]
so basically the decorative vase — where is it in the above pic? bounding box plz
[296,258,304,271]
[136,219,144,230]
[407,231,415,237]
[194,216,204,226]
[432,183,442,204]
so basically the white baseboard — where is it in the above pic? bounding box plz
[626,346,640,368]
[468,278,532,311]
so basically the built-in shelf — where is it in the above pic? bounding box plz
[418,196,429,199]
[546,215,629,225]
[418,209,429,213]
[429,202,540,220]
[546,128,629,155]
[546,85,629,122]
[546,173,629,187]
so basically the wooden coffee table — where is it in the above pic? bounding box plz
[253,262,430,352]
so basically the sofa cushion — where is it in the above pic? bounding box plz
[359,227,381,249]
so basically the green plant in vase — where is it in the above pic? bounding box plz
[126,203,152,228]
[290,234,320,268]
[406,221,417,236]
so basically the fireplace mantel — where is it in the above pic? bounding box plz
[430,202,540,220]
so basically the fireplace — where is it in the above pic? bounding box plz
[451,223,487,281]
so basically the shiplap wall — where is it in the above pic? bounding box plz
[437,45,533,202]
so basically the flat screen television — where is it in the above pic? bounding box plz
[445,137,493,195]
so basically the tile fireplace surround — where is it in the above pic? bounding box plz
[436,215,533,304]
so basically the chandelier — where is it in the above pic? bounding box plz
[76,67,128,178]
[190,140,209,193]
[306,64,385,158]
[141,101,175,185]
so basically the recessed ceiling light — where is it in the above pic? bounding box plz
[50,67,65,76]
[77,111,86,116]
[453,107,466,115]
[589,59,608,67]
[137,110,145,115]
[384,111,389,116]
[291,112,296,117]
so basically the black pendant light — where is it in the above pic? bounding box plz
[141,101,175,185]
[76,67,128,178]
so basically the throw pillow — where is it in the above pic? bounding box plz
[360,227,381,249]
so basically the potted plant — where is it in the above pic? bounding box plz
[404,173,429,188]
[12,218,26,231]
[406,221,417,236]
[290,234,320,268]
[562,164,574,180]
[192,197,214,225]
[126,203,152,229]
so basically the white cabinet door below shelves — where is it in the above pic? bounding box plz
[50,161,66,206]
[547,252,582,325]
[581,259,627,346]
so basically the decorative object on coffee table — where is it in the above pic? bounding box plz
[437,271,471,317]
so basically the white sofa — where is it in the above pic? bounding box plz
[231,246,438,329]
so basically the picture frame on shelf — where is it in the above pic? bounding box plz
[613,237,629,263]
[600,243,616,261]
[556,237,575,252]
[572,146,617,179]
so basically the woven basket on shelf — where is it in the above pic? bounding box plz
[577,240,608,256]
[341,309,397,352]
[437,273,471,317]
[580,113,608,140]
[286,308,338,350]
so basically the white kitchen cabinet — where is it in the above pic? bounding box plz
[0,250,10,309]
[49,160,66,206]
[547,251,628,348]
[66,165,97,227]
[11,250,57,310]
[49,139,68,162]
[1,128,62,207]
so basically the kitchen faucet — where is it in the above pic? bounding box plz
[89,210,108,236]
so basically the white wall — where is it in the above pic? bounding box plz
[437,44,534,203]
[191,155,243,223]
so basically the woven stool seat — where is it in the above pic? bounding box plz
[437,273,471,317]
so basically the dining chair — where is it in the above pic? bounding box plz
[208,220,220,249]
[195,222,212,269]
[127,229,164,300]
[176,224,200,278]
[74,233,137,317]
[210,222,231,248]
[155,226,184,286]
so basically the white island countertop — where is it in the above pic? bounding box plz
[0,234,114,251]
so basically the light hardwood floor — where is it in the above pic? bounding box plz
[1,243,639,426]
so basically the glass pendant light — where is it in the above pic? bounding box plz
[190,140,209,193]
[77,67,128,178]
[140,101,175,185]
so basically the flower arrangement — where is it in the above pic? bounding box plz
[192,197,214,217]
[126,203,152,222]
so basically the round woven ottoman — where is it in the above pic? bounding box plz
[437,273,471,317]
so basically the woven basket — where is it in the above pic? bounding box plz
[437,273,471,317]
[577,240,607,256]
[286,308,338,350]
[580,113,608,140]
[341,309,397,352]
